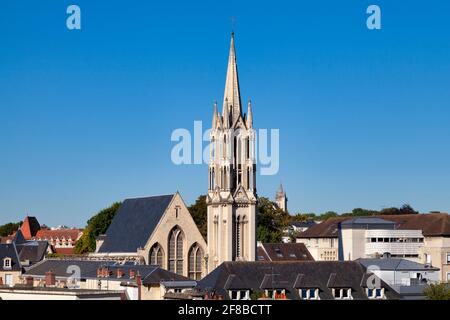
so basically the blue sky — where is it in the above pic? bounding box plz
[0,1,449,227]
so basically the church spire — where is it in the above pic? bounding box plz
[223,32,242,125]
[246,99,253,128]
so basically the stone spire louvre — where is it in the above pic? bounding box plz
[222,32,242,125]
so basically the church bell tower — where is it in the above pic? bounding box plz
[207,33,257,271]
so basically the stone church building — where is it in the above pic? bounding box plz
[95,33,257,279]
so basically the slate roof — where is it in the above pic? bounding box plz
[197,261,400,300]
[357,258,440,271]
[297,213,450,238]
[98,194,175,253]
[0,243,22,272]
[341,217,394,226]
[16,241,48,265]
[257,243,314,262]
[23,259,191,286]
[291,220,316,228]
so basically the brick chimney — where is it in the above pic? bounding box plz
[97,267,102,277]
[25,276,34,287]
[45,270,56,286]
[136,274,142,300]
[129,269,136,279]
[116,268,124,278]
[102,267,110,278]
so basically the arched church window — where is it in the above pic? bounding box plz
[168,227,184,275]
[149,243,164,267]
[188,244,204,280]
[246,137,250,159]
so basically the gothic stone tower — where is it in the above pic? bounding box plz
[207,33,257,271]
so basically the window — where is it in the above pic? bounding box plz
[188,244,204,280]
[447,253,450,264]
[333,288,352,300]
[299,288,319,300]
[367,288,384,299]
[175,206,180,219]
[150,243,164,267]
[168,227,184,275]
[275,248,283,258]
[265,289,285,299]
[3,258,12,269]
[229,290,250,300]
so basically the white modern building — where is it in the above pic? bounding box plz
[340,218,424,262]
[358,258,440,299]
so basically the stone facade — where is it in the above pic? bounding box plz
[207,33,257,271]
[138,193,208,278]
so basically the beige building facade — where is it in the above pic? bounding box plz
[138,193,208,278]
[419,236,450,282]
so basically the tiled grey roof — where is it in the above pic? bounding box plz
[16,241,48,265]
[0,243,21,271]
[24,259,191,285]
[98,194,174,253]
[357,258,440,271]
[291,220,316,228]
[197,261,401,300]
[257,243,314,262]
[12,230,27,245]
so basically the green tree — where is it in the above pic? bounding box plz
[424,282,450,300]
[318,211,338,220]
[0,221,22,237]
[291,213,316,222]
[74,202,121,254]
[256,197,289,243]
[188,195,207,240]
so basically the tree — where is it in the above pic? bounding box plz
[0,221,22,237]
[188,195,207,240]
[256,197,289,243]
[74,202,121,254]
[318,211,338,220]
[424,282,450,300]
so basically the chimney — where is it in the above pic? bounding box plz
[129,269,136,279]
[25,276,34,287]
[116,268,124,278]
[97,267,102,277]
[102,267,110,278]
[45,270,56,286]
[136,274,142,301]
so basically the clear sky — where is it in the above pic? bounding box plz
[1,1,449,227]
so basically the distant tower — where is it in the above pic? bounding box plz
[207,33,257,272]
[275,183,288,213]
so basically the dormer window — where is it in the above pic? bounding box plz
[299,288,320,300]
[229,290,250,300]
[3,257,12,269]
[332,288,352,300]
[367,288,384,299]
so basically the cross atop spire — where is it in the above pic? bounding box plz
[222,32,242,125]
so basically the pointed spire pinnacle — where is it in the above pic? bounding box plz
[276,183,285,197]
[222,97,230,128]
[212,101,218,129]
[247,99,253,128]
[223,32,242,125]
